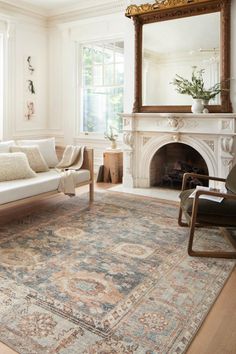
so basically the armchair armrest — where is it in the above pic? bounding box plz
[191,188,236,228]
[181,172,226,191]
[194,189,236,201]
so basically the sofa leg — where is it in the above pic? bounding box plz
[89,182,94,202]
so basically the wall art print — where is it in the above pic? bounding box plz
[24,56,36,120]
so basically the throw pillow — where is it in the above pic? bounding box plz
[17,137,58,168]
[0,152,37,182]
[0,140,15,153]
[10,145,49,172]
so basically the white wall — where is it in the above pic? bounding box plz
[0,11,48,140]
[13,23,48,138]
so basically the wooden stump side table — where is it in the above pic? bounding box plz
[103,150,123,184]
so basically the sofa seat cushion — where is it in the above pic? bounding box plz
[179,188,236,226]
[0,169,90,205]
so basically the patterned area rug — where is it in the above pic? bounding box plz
[0,191,235,354]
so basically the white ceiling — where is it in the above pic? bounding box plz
[1,0,121,16]
[2,0,91,10]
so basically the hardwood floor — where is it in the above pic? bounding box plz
[0,183,235,354]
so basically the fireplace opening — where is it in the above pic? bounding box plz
[150,143,209,189]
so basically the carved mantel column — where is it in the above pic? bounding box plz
[122,115,135,187]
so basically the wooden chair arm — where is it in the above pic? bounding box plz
[190,189,236,231]
[181,172,226,191]
[194,189,236,201]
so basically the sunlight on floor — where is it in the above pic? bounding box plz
[109,185,180,202]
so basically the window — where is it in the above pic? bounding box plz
[81,40,124,133]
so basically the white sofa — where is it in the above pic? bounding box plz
[0,140,94,208]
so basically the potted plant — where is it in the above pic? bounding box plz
[104,126,118,149]
[171,66,224,113]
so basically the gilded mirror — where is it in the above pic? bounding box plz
[126,0,232,113]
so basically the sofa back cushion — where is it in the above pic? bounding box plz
[10,145,49,172]
[0,141,15,153]
[0,153,36,182]
[17,138,58,168]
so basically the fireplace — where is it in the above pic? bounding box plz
[150,143,208,189]
[122,113,236,189]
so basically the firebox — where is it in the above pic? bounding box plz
[150,143,209,190]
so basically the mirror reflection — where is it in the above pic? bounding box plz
[142,12,220,106]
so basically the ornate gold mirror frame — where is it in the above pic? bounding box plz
[126,0,232,113]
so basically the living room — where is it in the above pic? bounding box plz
[0,0,236,353]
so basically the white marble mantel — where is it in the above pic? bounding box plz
[122,113,236,188]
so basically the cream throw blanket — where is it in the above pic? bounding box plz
[57,145,85,196]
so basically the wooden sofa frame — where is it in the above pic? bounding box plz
[0,146,94,211]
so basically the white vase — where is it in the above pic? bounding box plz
[191,99,204,114]
[111,140,117,149]
[202,99,209,114]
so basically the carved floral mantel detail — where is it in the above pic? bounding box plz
[221,137,234,154]
[123,132,134,148]
[122,113,236,189]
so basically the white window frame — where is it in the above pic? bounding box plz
[76,38,124,141]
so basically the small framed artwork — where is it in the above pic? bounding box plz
[24,55,36,120]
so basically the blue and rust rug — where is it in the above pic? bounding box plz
[0,192,235,354]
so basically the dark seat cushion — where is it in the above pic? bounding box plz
[179,189,236,226]
[226,164,236,193]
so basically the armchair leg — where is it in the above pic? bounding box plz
[178,207,188,227]
[187,217,236,259]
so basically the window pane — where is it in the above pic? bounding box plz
[83,66,93,86]
[94,64,103,86]
[83,46,93,67]
[104,46,114,64]
[82,86,123,133]
[115,51,124,63]
[104,64,114,86]
[115,63,124,85]
[93,46,103,64]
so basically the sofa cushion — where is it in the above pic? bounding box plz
[0,140,15,153]
[0,152,36,182]
[10,145,49,172]
[17,137,58,168]
[0,169,90,205]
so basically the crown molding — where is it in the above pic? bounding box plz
[0,1,47,25]
[0,0,126,28]
[0,0,126,24]
[48,1,125,26]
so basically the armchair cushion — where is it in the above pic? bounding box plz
[225,164,236,193]
[180,188,236,226]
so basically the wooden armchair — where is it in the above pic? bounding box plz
[178,164,236,259]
